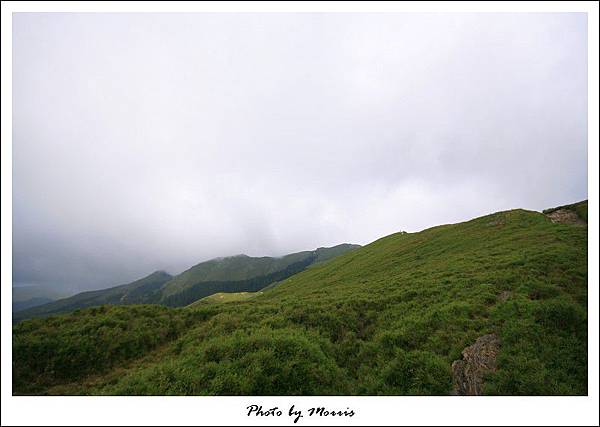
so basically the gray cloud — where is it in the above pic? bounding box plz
[13,13,587,293]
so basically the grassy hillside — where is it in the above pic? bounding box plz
[187,292,263,307]
[159,244,360,298]
[12,204,587,395]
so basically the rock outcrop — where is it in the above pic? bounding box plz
[545,208,586,225]
[452,333,500,395]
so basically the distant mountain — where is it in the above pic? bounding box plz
[13,244,360,322]
[13,271,173,322]
[158,244,361,306]
[13,297,55,312]
[12,286,66,312]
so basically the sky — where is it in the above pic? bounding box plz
[12,13,587,294]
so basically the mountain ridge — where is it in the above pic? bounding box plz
[13,244,360,322]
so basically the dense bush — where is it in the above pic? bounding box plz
[101,328,349,395]
[12,305,190,394]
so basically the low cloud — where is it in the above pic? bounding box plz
[13,13,587,293]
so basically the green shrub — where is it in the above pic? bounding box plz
[381,350,452,395]
[104,328,350,395]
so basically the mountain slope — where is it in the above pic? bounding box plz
[13,244,360,321]
[12,286,66,312]
[158,244,360,298]
[157,245,360,307]
[13,271,173,322]
[13,297,55,312]
[12,203,587,395]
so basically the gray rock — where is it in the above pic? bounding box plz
[452,333,500,395]
[545,208,586,225]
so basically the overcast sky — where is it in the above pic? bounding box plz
[13,13,587,293]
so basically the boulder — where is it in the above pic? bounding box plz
[452,333,500,395]
[545,208,586,225]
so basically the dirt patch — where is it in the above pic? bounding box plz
[545,208,586,225]
[498,291,512,302]
[486,214,505,227]
[452,334,500,395]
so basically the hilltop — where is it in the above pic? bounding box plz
[12,202,587,395]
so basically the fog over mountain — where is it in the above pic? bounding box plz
[12,13,587,293]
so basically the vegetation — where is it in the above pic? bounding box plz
[12,203,587,395]
[13,245,360,322]
[187,292,263,307]
[160,254,317,307]
[158,244,360,298]
[13,305,195,394]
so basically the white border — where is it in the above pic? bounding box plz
[0,1,598,13]
[1,2,598,426]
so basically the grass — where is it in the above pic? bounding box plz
[159,244,360,298]
[12,203,587,395]
[187,292,263,307]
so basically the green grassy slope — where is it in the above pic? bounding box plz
[187,291,263,307]
[158,244,360,298]
[12,204,587,395]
